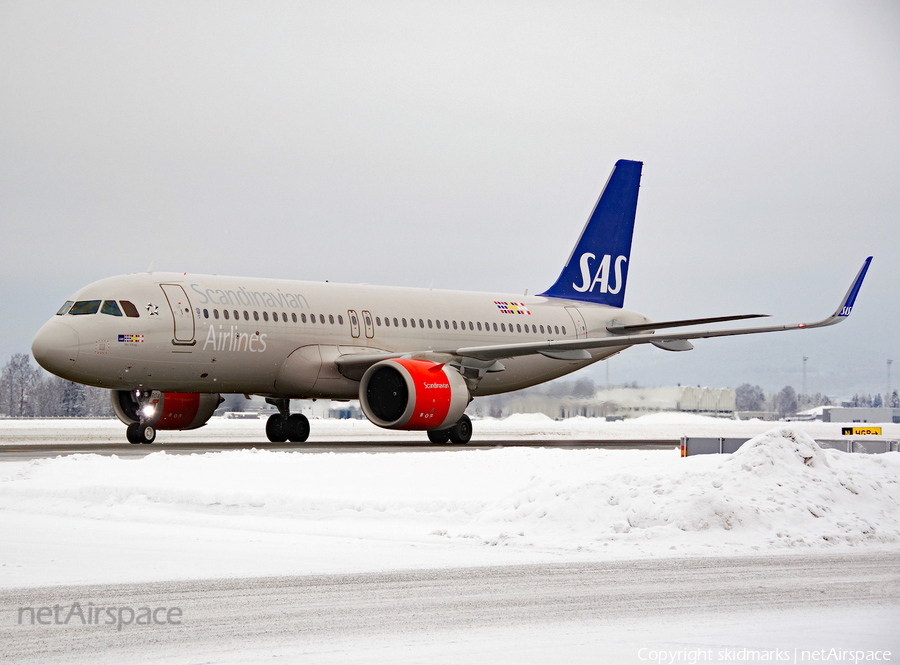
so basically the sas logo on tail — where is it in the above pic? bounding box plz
[572,253,627,294]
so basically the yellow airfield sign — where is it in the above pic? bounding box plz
[842,426,882,436]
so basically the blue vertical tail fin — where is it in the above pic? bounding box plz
[539,159,642,307]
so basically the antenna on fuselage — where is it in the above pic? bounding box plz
[146,262,154,275]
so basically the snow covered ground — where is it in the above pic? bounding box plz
[1,415,898,663]
[1,415,899,587]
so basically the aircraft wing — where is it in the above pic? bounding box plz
[336,257,871,374]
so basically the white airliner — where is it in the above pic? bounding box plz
[32,160,871,444]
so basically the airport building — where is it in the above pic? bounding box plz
[495,386,736,420]
[822,407,900,424]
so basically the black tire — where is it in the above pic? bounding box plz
[126,422,141,444]
[427,429,451,444]
[140,425,156,444]
[266,414,288,443]
[287,414,310,443]
[448,414,472,444]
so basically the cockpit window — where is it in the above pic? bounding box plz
[101,300,123,316]
[69,300,101,315]
[56,301,74,316]
[120,301,140,318]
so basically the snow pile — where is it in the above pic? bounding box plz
[459,426,900,553]
[1,426,899,586]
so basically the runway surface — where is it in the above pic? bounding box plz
[2,551,897,664]
[0,439,679,460]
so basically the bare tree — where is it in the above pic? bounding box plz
[1,354,41,416]
[571,378,595,399]
[83,386,114,417]
[775,385,799,417]
[735,383,765,411]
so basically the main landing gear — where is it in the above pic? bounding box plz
[427,414,473,445]
[265,398,310,443]
[126,422,156,444]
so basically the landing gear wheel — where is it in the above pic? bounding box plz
[139,425,156,444]
[286,414,310,443]
[266,414,288,443]
[427,429,451,444]
[448,414,472,444]
[126,422,141,444]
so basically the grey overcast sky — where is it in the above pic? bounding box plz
[1,1,898,397]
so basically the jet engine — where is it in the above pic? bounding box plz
[359,359,469,430]
[111,390,222,430]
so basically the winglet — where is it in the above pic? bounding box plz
[834,256,872,319]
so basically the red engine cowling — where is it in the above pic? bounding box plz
[111,390,222,430]
[359,359,469,430]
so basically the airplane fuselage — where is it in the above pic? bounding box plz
[34,271,648,398]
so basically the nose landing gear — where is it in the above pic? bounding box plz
[265,398,310,443]
[126,422,157,444]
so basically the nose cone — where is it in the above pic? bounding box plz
[32,319,80,378]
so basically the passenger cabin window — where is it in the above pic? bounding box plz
[69,300,101,315]
[101,300,123,316]
[56,301,74,316]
